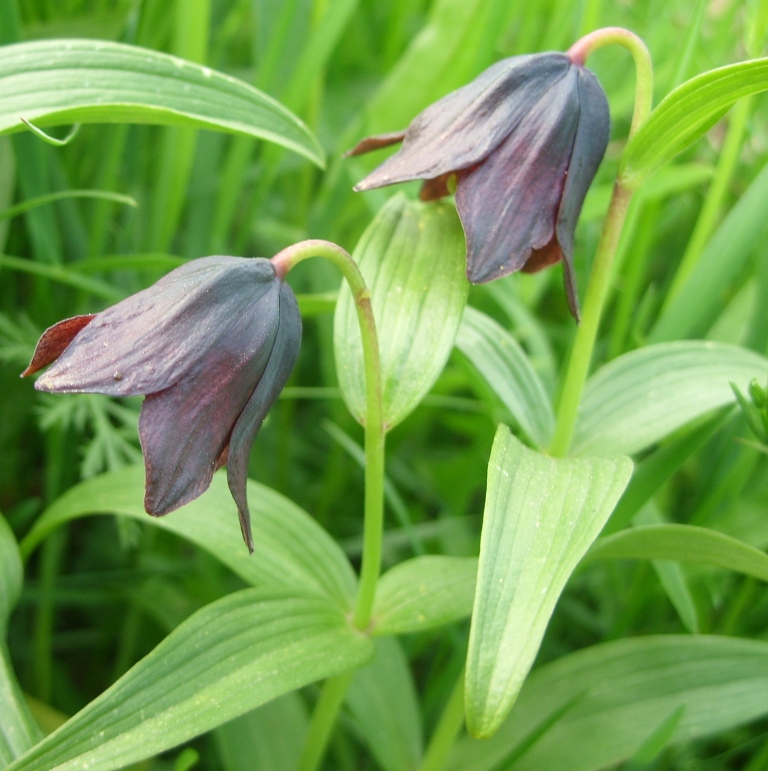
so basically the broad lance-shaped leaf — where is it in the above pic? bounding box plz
[6,588,374,771]
[0,514,43,764]
[450,636,768,771]
[621,58,768,187]
[334,193,468,430]
[372,555,477,636]
[0,39,323,167]
[586,523,768,581]
[21,466,357,607]
[455,307,554,449]
[573,341,768,457]
[466,426,632,738]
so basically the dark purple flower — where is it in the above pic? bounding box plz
[347,52,610,318]
[22,256,301,552]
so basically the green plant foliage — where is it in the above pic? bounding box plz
[587,522,768,579]
[455,307,554,449]
[372,555,477,635]
[21,466,357,606]
[450,636,768,771]
[5,589,373,771]
[621,58,768,186]
[346,638,422,771]
[335,193,468,429]
[213,693,308,771]
[0,39,323,166]
[0,515,42,765]
[465,427,632,738]
[5,3,768,768]
[574,342,768,456]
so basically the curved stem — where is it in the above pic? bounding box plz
[274,240,384,771]
[272,239,385,631]
[567,27,653,137]
[550,29,653,456]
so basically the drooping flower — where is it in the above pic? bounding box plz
[22,256,302,552]
[347,52,611,318]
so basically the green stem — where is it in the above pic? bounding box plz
[419,670,466,771]
[272,240,385,632]
[550,182,632,456]
[296,671,355,771]
[549,29,653,456]
[272,240,385,631]
[273,239,384,771]
[567,27,653,138]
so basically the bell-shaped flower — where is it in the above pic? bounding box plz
[348,52,610,318]
[22,256,301,552]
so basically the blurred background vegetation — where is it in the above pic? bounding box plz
[3,0,768,767]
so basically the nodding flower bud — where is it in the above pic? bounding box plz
[23,256,302,553]
[347,52,610,319]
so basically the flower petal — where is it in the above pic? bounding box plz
[345,130,407,157]
[139,281,281,518]
[555,66,611,319]
[35,257,276,396]
[458,68,580,284]
[21,314,95,377]
[227,283,302,552]
[355,53,571,190]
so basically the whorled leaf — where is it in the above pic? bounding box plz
[372,555,477,636]
[334,193,468,430]
[466,426,632,738]
[573,341,768,456]
[6,589,373,771]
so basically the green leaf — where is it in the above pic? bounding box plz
[21,466,357,607]
[0,513,21,634]
[6,589,373,771]
[455,307,554,449]
[346,638,422,771]
[621,58,768,186]
[213,692,308,771]
[0,39,323,167]
[466,427,632,738]
[0,514,43,765]
[449,636,768,771]
[334,194,468,430]
[633,505,699,633]
[586,523,768,581]
[649,160,768,342]
[573,342,768,456]
[372,556,477,636]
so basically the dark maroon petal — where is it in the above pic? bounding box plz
[555,66,611,320]
[139,281,281,517]
[344,130,407,157]
[35,257,276,396]
[354,53,571,191]
[21,315,95,377]
[459,68,580,284]
[227,283,301,553]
